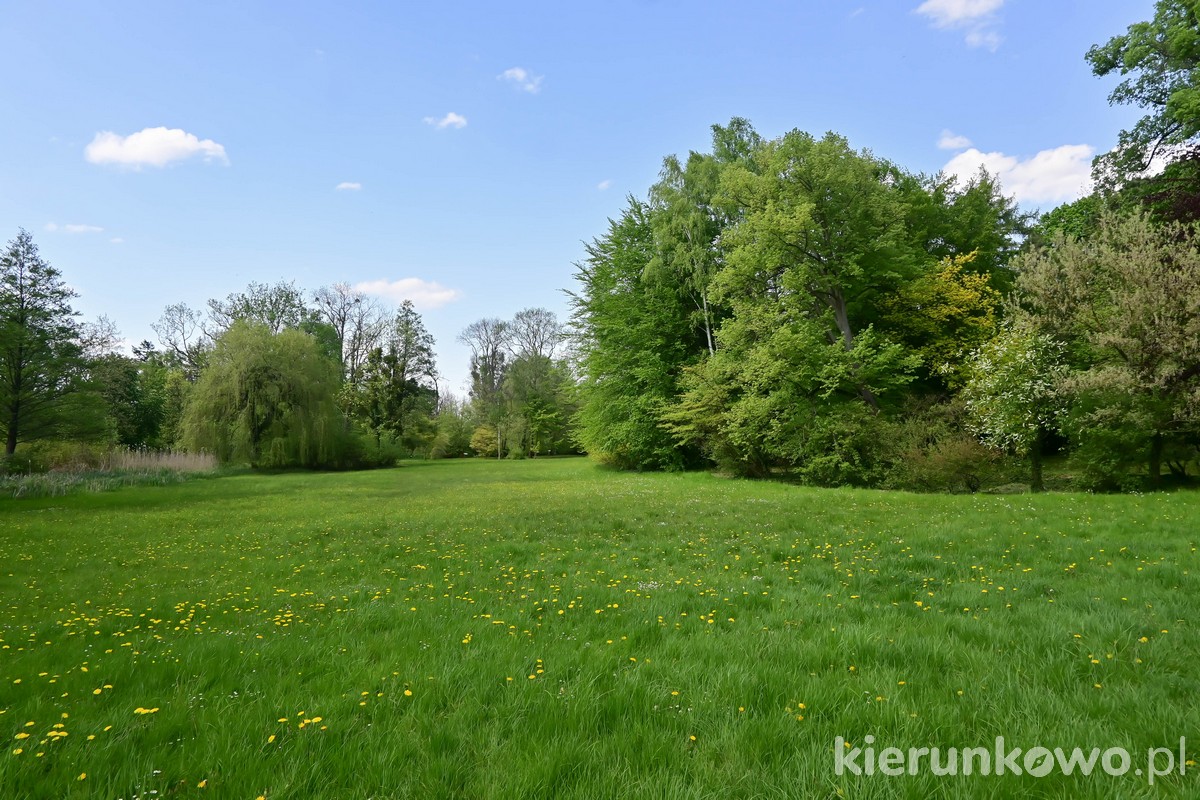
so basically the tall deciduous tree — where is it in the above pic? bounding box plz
[151,302,209,380]
[0,230,102,456]
[313,283,387,384]
[459,317,510,458]
[570,200,705,470]
[1014,212,1200,487]
[1087,0,1200,185]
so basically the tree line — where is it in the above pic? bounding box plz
[4,1,1197,490]
[0,248,577,470]
[569,1,1200,491]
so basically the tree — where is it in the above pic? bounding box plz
[151,302,209,380]
[0,230,103,457]
[205,280,318,337]
[508,307,563,360]
[1087,1,1200,185]
[350,301,439,453]
[715,130,923,410]
[881,252,1001,388]
[569,200,705,470]
[1013,212,1200,487]
[181,321,344,467]
[962,327,1067,491]
[458,318,510,458]
[313,283,387,384]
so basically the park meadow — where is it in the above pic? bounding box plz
[1,457,1197,799]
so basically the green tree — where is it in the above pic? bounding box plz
[881,252,1001,388]
[715,130,923,409]
[1014,212,1200,487]
[0,230,103,457]
[962,327,1067,491]
[206,280,318,336]
[181,321,344,468]
[569,200,704,470]
[458,317,510,459]
[351,301,439,454]
[1087,0,1200,185]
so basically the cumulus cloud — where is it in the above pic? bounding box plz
[941,143,1095,205]
[85,126,229,168]
[45,223,104,234]
[915,0,1004,49]
[498,66,543,94]
[353,277,462,310]
[597,179,612,191]
[423,112,468,130]
[335,181,362,191]
[937,130,973,150]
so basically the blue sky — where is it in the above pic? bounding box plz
[1,0,1155,393]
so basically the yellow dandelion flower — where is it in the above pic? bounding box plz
[93,689,102,695]
[267,734,276,744]
[78,773,86,780]
[198,779,207,788]
[14,733,29,740]
[404,689,412,697]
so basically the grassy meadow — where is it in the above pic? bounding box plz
[0,457,1197,798]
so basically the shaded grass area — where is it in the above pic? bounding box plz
[0,457,1197,798]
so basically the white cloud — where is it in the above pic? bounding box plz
[916,0,1002,26]
[915,0,1003,49]
[353,277,462,310]
[335,181,362,191]
[45,222,104,234]
[498,66,543,94]
[597,179,612,191]
[110,237,124,245]
[422,112,468,130]
[85,126,229,168]
[937,130,973,150]
[941,143,1095,205]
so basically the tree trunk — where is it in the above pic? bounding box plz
[4,413,16,457]
[826,287,879,412]
[1149,433,1164,489]
[1030,429,1044,493]
[701,290,715,356]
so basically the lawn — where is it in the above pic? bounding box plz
[0,457,1196,799]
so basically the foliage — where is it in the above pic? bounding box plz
[961,327,1067,491]
[882,401,1013,493]
[0,230,106,457]
[570,200,704,470]
[1013,211,1200,487]
[181,321,345,468]
[881,252,1001,388]
[1087,0,1200,185]
[350,301,439,456]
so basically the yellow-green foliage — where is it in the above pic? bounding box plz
[882,252,1001,386]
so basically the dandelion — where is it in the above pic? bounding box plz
[78,773,86,781]
[267,734,276,743]
[198,779,207,788]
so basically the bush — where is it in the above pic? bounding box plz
[884,402,1016,493]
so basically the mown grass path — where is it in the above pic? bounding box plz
[1,457,1197,798]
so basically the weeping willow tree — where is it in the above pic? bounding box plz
[181,321,344,467]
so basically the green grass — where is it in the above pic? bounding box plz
[0,457,1197,799]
